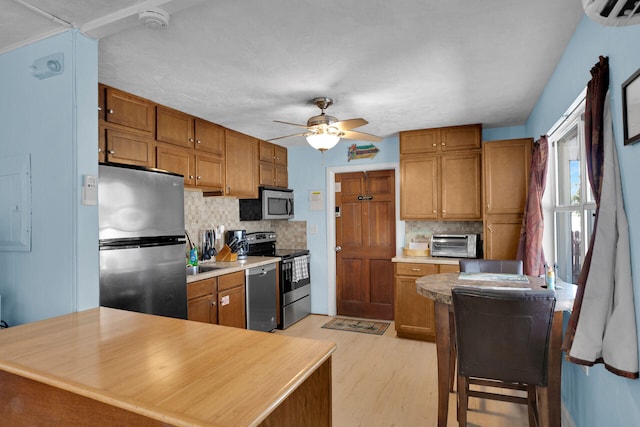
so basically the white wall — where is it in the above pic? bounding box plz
[0,30,99,326]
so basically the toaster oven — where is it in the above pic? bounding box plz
[430,234,481,258]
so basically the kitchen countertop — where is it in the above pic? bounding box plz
[186,256,281,283]
[0,307,336,426]
[391,255,462,265]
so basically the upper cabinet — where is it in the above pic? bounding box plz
[103,87,154,133]
[258,140,288,188]
[482,138,532,259]
[399,124,482,220]
[225,129,258,198]
[400,124,481,155]
[156,106,225,156]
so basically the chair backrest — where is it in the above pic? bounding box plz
[452,287,556,386]
[459,259,523,275]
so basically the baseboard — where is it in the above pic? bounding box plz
[561,400,576,427]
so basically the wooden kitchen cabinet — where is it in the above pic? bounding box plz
[187,272,246,328]
[400,124,481,155]
[155,106,225,191]
[156,106,225,156]
[225,129,258,198]
[400,151,481,220]
[103,87,154,133]
[101,127,154,167]
[482,138,532,259]
[394,262,460,341]
[187,277,218,324]
[217,271,246,329]
[399,124,482,220]
[258,140,288,188]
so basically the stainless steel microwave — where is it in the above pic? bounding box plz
[239,187,294,221]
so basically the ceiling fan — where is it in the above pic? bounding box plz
[268,97,382,152]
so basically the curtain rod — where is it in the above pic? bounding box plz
[547,87,587,139]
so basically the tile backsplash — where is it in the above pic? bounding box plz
[184,190,307,251]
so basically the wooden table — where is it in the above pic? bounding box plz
[416,273,576,427]
[0,307,336,426]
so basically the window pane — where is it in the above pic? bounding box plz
[555,210,582,284]
[557,129,581,206]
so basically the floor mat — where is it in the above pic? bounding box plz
[321,318,390,335]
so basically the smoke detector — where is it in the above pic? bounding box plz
[583,0,640,26]
[138,8,170,29]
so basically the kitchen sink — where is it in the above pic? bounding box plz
[186,265,224,276]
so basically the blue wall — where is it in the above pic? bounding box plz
[524,15,640,427]
[0,30,99,326]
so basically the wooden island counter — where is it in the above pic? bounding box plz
[0,307,336,426]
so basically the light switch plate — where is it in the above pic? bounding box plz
[82,175,97,206]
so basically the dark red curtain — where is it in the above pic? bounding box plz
[516,136,548,276]
[562,57,607,360]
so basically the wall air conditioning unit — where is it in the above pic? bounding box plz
[583,0,640,26]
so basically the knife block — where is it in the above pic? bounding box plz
[216,244,237,262]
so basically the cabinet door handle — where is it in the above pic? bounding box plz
[442,210,446,214]
[189,138,194,143]
[108,150,115,154]
[488,225,493,232]
[211,300,217,306]
[432,210,437,214]
[107,109,114,114]
[196,176,202,180]
[441,142,445,146]
[189,175,194,179]
[196,139,201,144]
[411,268,421,272]
[98,148,103,153]
[97,106,102,111]
[432,143,437,147]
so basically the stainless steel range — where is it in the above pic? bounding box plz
[246,232,311,329]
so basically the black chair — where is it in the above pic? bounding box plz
[458,259,523,275]
[448,259,525,391]
[452,287,556,427]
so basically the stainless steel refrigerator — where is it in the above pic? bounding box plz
[98,163,187,319]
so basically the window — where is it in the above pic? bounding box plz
[548,93,596,283]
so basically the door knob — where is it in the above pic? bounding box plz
[335,246,342,252]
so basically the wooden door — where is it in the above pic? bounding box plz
[336,170,395,320]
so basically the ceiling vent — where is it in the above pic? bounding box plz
[138,8,170,29]
[583,0,640,26]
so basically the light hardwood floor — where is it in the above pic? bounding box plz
[275,314,530,427]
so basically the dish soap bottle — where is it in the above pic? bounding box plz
[189,246,199,267]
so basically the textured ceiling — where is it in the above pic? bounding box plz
[3,0,585,147]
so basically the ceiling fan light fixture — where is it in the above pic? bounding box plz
[306,133,340,152]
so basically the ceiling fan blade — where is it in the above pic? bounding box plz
[332,118,368,131]
[274,120,309,128]
[266,132,309,142]
[341,130,383,142]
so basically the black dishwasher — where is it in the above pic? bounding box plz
[245,263,277,332]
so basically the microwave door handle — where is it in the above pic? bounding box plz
[287,199,293,215]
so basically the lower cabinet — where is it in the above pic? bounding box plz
[187,271,246,328]
[394,261,460,341]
